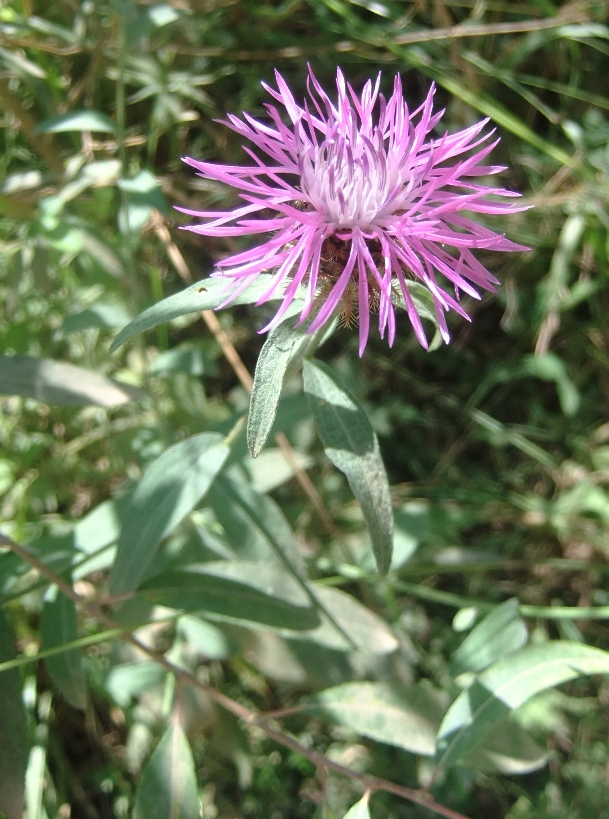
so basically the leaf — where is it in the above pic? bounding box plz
[206,474,305,574]
[247,315,318,457]
[310,681,446,756]
[0,610,29,819]
[111,274,282,351]
[0,355,143,406]
[289,586,398,654]
[40,588,87,710]
[61,303,133,335]
[465,716,547,775]
[140,561,320,631]
[450,599,528,677]
[303,359,393,574]
[108,433,230,596]
[35,110,116,134]
[436,641,609,769]
[134,725,199,819]
[521,353,580,417]
[342,793,371,819]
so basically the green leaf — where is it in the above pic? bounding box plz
[303,359,393,574]
[289,586,398,654]
[436,641,609,769]
[110,274,281,352]
[40,588,87,710]
[311,681,446,756]
[247,315,320,457]
[0,355,143,406]
[35,110,116,134]
[134,725,199,819]
[140,561,320,631]
[465,716,547,775]
[342,794,371,819]
[108,433,230,596]
[450,599,528,677]
[207,474,305,574]
[0,610,29,819]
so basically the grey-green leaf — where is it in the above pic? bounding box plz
[303,359,393,574]
[310,681,446,756]
[436,641,609,769]
[40,588,87,710]
[207,474,305,574]
[342,794,371,819]
[289,586,398,654]
[247,315,318,457]
[0,355,142,406]
[140,561,320,631]
[108,433,230,596]
[0,609,29,819]
[134,725,199,819]
[35,110,116,134]
[450,599,528,677]
[110,274,279,352]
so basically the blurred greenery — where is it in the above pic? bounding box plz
[2,0,609,818]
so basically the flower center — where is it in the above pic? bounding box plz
[299,129,406,230]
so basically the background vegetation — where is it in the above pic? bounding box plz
[1,0,609,817]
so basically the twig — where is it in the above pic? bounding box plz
[0,531,471,819]
[151,213,336,535]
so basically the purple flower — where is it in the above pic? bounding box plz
[180,67,529,355]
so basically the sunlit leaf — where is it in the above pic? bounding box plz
[111,274,281,351]
[436,641,609,769]
[304,359,393,574]
[134,725,199,819]
[342,793,371,819]
[140,561,320,631]
[108,433,230,596]
[35,110,116,133]
[450,599,528,677]
[311,681,446,756]
[0,355,143,406]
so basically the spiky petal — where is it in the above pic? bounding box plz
[181,66,529,355]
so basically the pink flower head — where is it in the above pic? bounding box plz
[180,67,529,355]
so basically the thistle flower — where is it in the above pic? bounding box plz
[180,67,528,355]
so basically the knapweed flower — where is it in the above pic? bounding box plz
[180,67,528,355]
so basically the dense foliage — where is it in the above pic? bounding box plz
[1,1,609,818]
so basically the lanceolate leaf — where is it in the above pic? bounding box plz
[303,359,393,574]
[248,316,317,458]
[310,681,445,756]
[110,274,280,351]
[41,588,87,710]
[450,598,528,677]
[134,725,199,819]
[342,794,371,819]
[108,433,230,596]
[140,561,320,631]
[436,641,609,769]
[0,609,29,819]
[0,355,142,406]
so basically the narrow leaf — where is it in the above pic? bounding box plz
[0,609,29,819]
[310,681,445,756]
[35,110,116,133]
[342,793,371,819]
[289,586,398,654]
[247,315,318,457]
[41,588,87,710]
[450,599,528,677]
[140,561,320,631]
[303,359,393,574]
[436,641,609,769]
[0,355,142,406]
[111,274,281,351]
[134,725,199,819]
[108,433,230,596]
[207,474,305,574]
